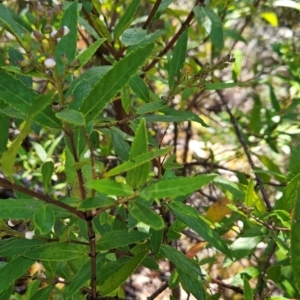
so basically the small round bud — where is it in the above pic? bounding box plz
[25,231,34,240]
[44,57,56,68]
[8,220,15,227]
[44,24,53,34]
[52,4,62,16]
[50,29,57,38]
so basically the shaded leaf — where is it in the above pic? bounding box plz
[129,75,150,103]
[33,205,55,235]
[121,28,146,46]
[78,196,116,210]
[56,109,85,126]
[30,286,52,300]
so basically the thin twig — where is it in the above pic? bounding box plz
[143,0,163,29]
[0,177,85,219]
[216,91,272,210]
[210,278,244,295]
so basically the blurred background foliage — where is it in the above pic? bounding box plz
[0,0,300,299]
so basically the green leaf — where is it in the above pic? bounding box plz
[121,85,131,114]
[56,109,86,126]
[129,201,164,230]
[80,43,154,122]
[0,283,13,300]
[121,28,147,46]
[64,255,105,299]
[33,205,55,235]
[213,176,245,199]
[275,172,300,211]
[169,201,231,257]
[291,186,300,292]
[30,286,53,300]
[113,0,141,38]
[76,38,106,68]
[129,75,150,103]
[193,6,223,49]
[245,178,267,214]
[110,127,131,161]
[243,276,253,300]
[268,84,281,112]
[104,146,172,177]
[205,81,242,90]
[230,236,263,261]
[0,113,9,153]
[126,118,150,189]
[97,230,149,250]
[90,14,112,41]
[78,195,116,210]
[23,243,88,261]
[0,238,45,256]
[136,100,167,115]
[0,199,42,219]
[168,28,188,89]
[160,245,205,299]
[0,256,33,292]
[55,0,78,76]
[224,29,247,43]
[0,4,26,48]
[141,174,217,200]
[99,250,148,296]
[85,178,134,196]
[149,228,163,255]
[41,160,54,193]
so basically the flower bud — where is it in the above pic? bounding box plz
[44,57,56,68]
[35,4,45,16]
[31,30,45,42]
[52,4,62,16]
[52,26,70,39]
[44,24,53,34]
[25,231,34,240]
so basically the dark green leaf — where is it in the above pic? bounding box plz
[205,81,242,90]
[99,250,148,296]
[0,256,33,292]
[23,243,88,261]
[243,276,253,300]
[0,113,9,153]
[0,283,13,300]
[149,228,163,255]
[0,238,45,256]
[169,201,231,257]
[141,174,216,200]
[80,43,154,122]
[136,100,167,115]
[168,28,188,89]
[110,127,131,161]
[121,85,131,114]
[113,0,141,38]
[129,75,150,103]
[268,84,281,112]
[97,230,149,250]
[90,14,112,41]
[129,201,165,230]
[85,179,134,196]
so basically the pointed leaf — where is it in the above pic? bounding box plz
[141,174,217,200]
[80,43,154,122]
[0,113,9,153]
[64,255,105,298]
[78,196,116,210]
[168,28,188,89]
[245,178,267,214]
[23,243,88,261]
[113,0,141,38]
[149,228,163,255]
[127,118,150,189]
[205,81,242,90]
[90,14,112,41]
[0,256,33,292]
[0,238,45,256]
[105,146,172,177]
[129,201,164,230]
[169,201,231,257]
[85,179,134,196]
[41,160,54,193]
[160,245,205,299]
[76,38,106,68]
[129,75,150,103]
[136,100,167,115]
[121,28,146,46]
[30,286,53,300]
[99,250,148,296]
[97,230,149,250]
[193,6,223,49]
[243,276,253,300]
